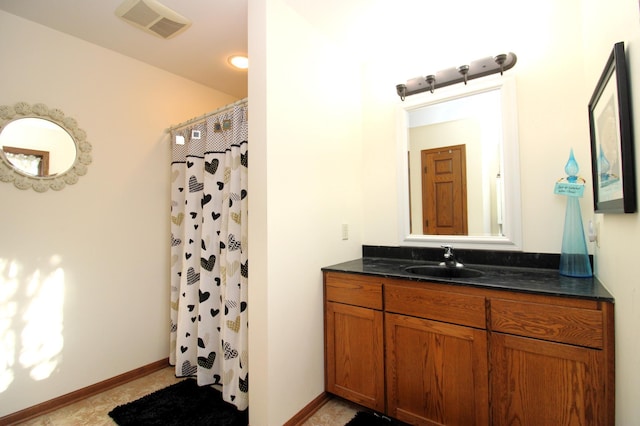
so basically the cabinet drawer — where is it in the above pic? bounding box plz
[490,299,603,348]
[385,283,486,329]
[325,272,382,310]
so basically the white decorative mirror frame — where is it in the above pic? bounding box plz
[0,102,92,192]
[396,77,523,250]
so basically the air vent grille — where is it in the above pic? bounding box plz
[115,0,191,39]
[150,18,188,39]
[120,0,159,26]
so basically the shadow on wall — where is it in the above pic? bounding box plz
[0,255,65,393]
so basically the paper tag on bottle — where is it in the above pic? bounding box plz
[554,182,585,197]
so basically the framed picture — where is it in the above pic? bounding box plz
[589,41,636,213]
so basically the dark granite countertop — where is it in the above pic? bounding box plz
[322,257,614,302]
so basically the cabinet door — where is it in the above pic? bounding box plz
[490,333,604,426]
[325,301,385,411]
[386,313,488,425]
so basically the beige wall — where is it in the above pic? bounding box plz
[361,0,590,253]
[248,1,364,424]
[581,0,640,423]
[4,0,640,424]
[252,0,640,423]
[365,0,639,422]
[0,11,237,416]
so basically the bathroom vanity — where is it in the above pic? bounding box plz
[322,255,614,425]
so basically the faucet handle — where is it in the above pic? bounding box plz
[441,244,454,257]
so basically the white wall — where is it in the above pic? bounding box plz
[0,11,237,416]
[359,0,639,422]
[248,0,364,424]
[252,0,639,424]
[4,0,639,423]
[581,0,640,423]
[361,0,589,254]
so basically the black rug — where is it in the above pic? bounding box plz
[108,379,248,426]
[346,411,395,426]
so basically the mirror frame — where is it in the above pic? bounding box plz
[396,77,522,250]
[0,102,92,192]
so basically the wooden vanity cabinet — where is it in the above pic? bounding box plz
[323,271,614,426]
[324,272,385,412]
[385,281,489,425]
[489,296,614,426]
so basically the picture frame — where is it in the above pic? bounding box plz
[588,41,636,213]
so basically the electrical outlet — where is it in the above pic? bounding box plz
[341,224,349,240]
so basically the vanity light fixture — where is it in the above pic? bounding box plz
[228,55,249,70]
[396,52,517,100]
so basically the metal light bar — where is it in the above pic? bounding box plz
[396,52,517,100]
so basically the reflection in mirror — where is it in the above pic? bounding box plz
[409,89,503,236]
[2,118,77,176]
[398,78,522,250]
[0,102,91,192]
[3,145,50,176]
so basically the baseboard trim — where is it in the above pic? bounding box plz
[0,358,170,426]
[283,391,332,426]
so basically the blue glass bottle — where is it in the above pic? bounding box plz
[559,149,592,277]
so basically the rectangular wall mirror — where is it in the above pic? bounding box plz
[396,77,522,250]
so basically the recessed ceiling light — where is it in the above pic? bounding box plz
[228,55,249,70]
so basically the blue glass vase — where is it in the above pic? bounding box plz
[559,149,592,277]
[559,196,592,277]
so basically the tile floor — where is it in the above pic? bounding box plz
[301,398,362,426]
[14,367,361,425]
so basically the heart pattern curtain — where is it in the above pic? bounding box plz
[169,101,248,410]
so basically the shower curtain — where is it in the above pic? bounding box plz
[169,100,248,410]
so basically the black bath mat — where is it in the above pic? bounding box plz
[346,411,397,426]
[108,379,248,426]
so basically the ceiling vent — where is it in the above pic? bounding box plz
[115,0,191,39]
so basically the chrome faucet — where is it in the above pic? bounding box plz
[440,244,464,268]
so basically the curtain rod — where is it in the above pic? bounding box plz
[165,97,248,133]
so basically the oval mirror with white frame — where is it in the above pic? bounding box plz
[397,77,522,250]
[0,102,92,192]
